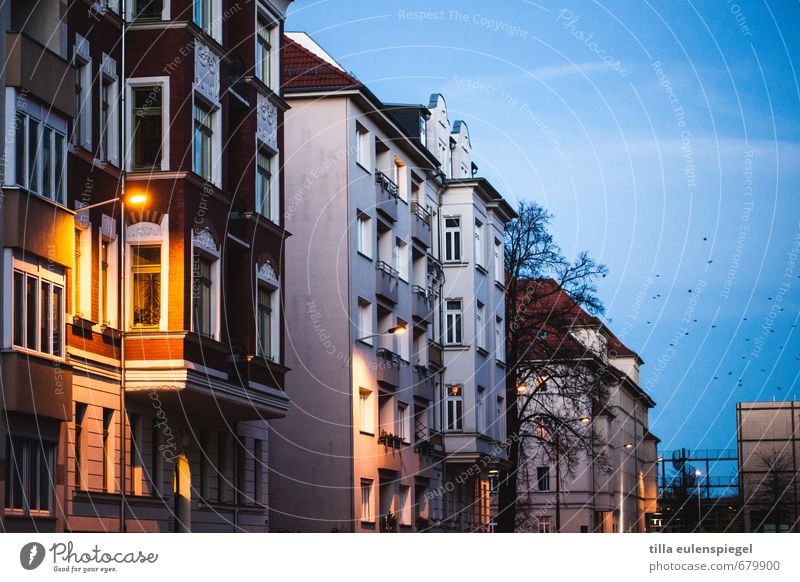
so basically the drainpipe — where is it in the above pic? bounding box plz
[118,0,128,533]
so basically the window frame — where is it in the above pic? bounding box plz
[359,387,374,435]
[8,255,65,358]
[357,298,373,346]
[360,478,374,523]
[445,384,464,432]
[4,434,57,515]
[357,212,372,258]
[444,299,463,346]
[355,123,371,170]
[193,99,215,183]
[255,146,277,221]
[126,77,170,172]
[255,261,280,363]
[444,216,462,262]
[256,8,277,89]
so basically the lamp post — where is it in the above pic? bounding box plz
[617,441,634,533]
[357,324,407,342]
[77,192,148,532]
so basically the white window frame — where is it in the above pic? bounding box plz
[398,484,411,526]
[5,251,66,359]
[73,38,92,151]
[256,6,278,90]
[494,238,503,284]
[476,301,486,351]
[356,123,371,169]
[191,228,221,340]
[357,298,373,345]
[359,387,374,434]
[193,96,220,186]
[397,402,410,442]
[474,219,485,269]
[496,316,505,363]
[445,299,463,346]
[126,217,170,331]
[73,221,92,318]
[444,217,462,262]
[395,238,408,281]
[393,156,408,201]
[99,215,119,328]
[360,478,374,523]
[125,77,170,172]
[194,0,222,42]
[256,261,280,362]
[256,143,278,221]
[99,53,120,165]
[4,434,56,515]
[5,89,68,204]
[445,384,464,431]
[132,0,169,20]
[357,212,372,258]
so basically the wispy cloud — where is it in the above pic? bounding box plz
[528,62,615,80]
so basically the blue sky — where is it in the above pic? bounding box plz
[286,0,800,454]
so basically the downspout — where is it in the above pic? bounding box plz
[118,0,128,533]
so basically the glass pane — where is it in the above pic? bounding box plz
[136,0,162,19]
[15,112,25,187]
[40,281,51,354]
[54,133,64,203]
[42,127,52,198]
[52,286,62,355]
[13,272,24,345]
[133,272,161,326]
[28,119,39,192]
[37,445,53,511]
[132,88,162,169]
[132,246,160,267]
[26,276,37,349]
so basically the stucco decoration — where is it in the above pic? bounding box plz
[194,40,220,104]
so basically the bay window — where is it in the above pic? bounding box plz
[131,245,161,328]
[13,108,66,204]
[11,258,65,357]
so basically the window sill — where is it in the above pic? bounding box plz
[5,346,66,364]
[359,430,375,437]
[3,508,55,518]
[494,280,505,291]
[355,161,371,174]
[443,260,468,267]
[475,264,488,276]
[496,359,506,368]
[356,251,373,262]
[355,339,374,348]
[443,344,470,351]
[476,346,489,357]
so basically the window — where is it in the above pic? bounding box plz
[254,439,264,505]
[133,0,162,20]
[444,217,462,262]
[13,109,66,203]
[194,0,213,35]
[476,388,485,433]
[357,213,372,258]
[538,515,553,533]
[398,485,411,526]
[131,245,161,328]
[396,318,409,361]
[12,261,64,356]
[256,285,275,359]
[495,396,504,440]
[494,238,503,283]
[358,299,373,345]
[537,467,551,491]
[150,417,163,494]
[256,12,275,87]
[397,402,409,442]
[193,101,213,182]
[131,85,163,170]
[103,408,115,492]
[74,53,91,149]
[476,302,486,351]
[4,435,56,513]
[192,251,214,338]
[74,403,88,490]
[474,220,485,269]
[496,316,505,362]
[359,388,374,434]
[395,238,408,281]
[445,385,463,431]
[393,157,407,201]
[419,115,427,142]
[129,413,143,495]
[445,299,462,345]
[360,479,374,522]
[217,433,230,503]
[356,124,370,169]
[256,148,274,219]
[73,226,91,318]
[99,63,119,164]
[99,238,113,326]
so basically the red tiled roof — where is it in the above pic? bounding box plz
[282,35,360,90]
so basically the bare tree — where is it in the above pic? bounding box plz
[746,451,797,532]
[496,201,608,533]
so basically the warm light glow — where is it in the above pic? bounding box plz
[624,442,634,449]
[389,324,407,335]
[580,416,591,424]
[516,384,527,395]
[127,192,148,206]
[488,469,499,475]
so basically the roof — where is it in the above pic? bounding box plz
[282,34,360,90]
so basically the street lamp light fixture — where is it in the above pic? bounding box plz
[516,384,527,395]
[624,442,634,449]
[358,324,407,342]
[579,416,591,424]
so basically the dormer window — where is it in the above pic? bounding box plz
[419,115,427,142]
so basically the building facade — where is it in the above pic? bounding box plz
[737,401,800,532]
[513,281,659,533]
[1,0,292,532]
[270,34,514,532]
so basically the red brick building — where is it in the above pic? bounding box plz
[1,0,292,532]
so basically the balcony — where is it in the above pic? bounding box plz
[410,202,432,248]
[5,32,74,117]
[411,285,433,324]
[375,171,399,222]
[376,348,401,387]
[376,261,399,304]
[428,341,444,370]
[412,365,435,400]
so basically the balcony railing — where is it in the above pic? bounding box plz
[375,171,399,222]
[376,260,399,304]
[412,285,433,324]
[376,347,401,386]
[410,202,432,248]
[412,364,435,400]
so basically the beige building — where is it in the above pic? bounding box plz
[737,401,800,532]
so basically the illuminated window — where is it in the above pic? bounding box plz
[445,385,463,431]
[131,245,161,328]
[360,479,374,522]
[11,260,65,356]
[359,388,374,434]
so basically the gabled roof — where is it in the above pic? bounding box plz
[282,34,360,90]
